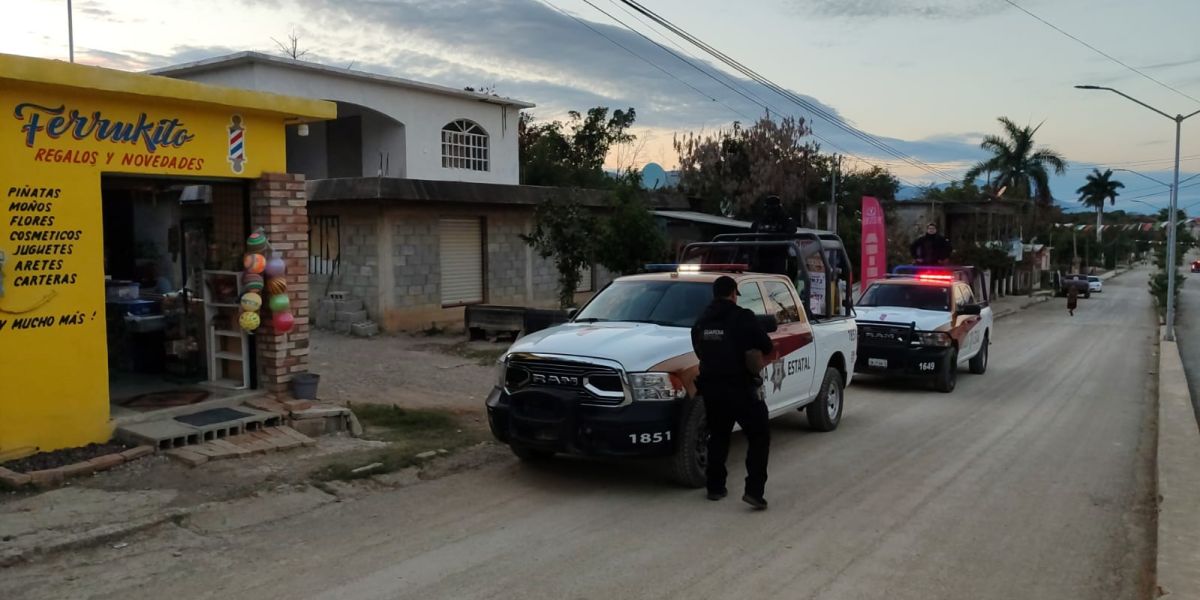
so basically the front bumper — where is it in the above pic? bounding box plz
[854,343,953,377]
[486,387,682,457]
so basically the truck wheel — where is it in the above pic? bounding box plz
[669,397,708,488]
[934,347,959,393]
[510,445,554,462]
[969,334,989,375]
[806,367,844,432]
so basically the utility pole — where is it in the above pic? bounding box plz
[67,0,75,63]
[1076,84,1200,341]
[827,155,840,234]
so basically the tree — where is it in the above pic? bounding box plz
[522,197,597,309]
[272,27,310,60]
[519,107,637,188]
[1076,169,1124,243]
[674,116,818,218]
[593,181,668,275]
[964,117,1068,204]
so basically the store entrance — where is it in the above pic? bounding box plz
[101,176,257,419]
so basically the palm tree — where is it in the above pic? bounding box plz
[1076,168,1124,243]
[964,117,1068,203]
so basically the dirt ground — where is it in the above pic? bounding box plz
[309,329,506,414]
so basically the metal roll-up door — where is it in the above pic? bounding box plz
[439,218,483,306]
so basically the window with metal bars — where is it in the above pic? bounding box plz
[308,215,340,275]
[441,120,489,172]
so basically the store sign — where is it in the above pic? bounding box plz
[860,196,887,294]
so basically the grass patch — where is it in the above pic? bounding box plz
[310,404,487,482]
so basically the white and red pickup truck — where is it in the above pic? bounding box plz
[486,232,858,487]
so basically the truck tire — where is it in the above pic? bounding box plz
[969,334,989,375]
[510,445,554,462]
[669,397,708,488]
[806,367,844,432]
[935,347,958,393]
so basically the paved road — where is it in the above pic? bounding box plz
[5,272,1158,600]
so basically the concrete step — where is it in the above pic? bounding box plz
[164,426,316,466]
[115,407,284,451]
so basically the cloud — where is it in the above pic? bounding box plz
[1140,55,1200,71]
[786,0,1005,20]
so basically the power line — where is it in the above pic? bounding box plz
[584,0,923,187]
[616,0,960,183]
[1002,0,1200,106]
[1068,154,1200,172]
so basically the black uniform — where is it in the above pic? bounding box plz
[910,233,952,265]
[690,299,774,498]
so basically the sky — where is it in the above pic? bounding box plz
[3,0,1200,214]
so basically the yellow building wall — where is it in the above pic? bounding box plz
[0,82,290,457]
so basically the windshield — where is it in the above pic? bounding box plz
[1088,277,1100,282]
[574,280,711,328]
[858,284,951,312]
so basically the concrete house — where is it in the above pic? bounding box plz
[154,53,687,331]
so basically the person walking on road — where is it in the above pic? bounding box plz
[1067,284,1078,316]
[691,276,775,510]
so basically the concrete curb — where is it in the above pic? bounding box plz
[993,293,1052,320]
[1155,330,1200,598]
[0,508,190,568]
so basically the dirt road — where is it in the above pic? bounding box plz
[3,271,1157,600]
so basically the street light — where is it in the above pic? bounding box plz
[1076,85,1200,341]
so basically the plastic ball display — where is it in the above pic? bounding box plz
[272,311,295,333]
[239,311,261,331]
[268,294,290,313]
[242,272,264,292]
[264,256,286,278]
[265,278,287,296]
[239,292,262,312]
[243,253,266,274]
[246,230,269,253]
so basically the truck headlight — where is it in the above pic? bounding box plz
[915,331,952,347]
[495,357,508,388]
[629,372,686,401]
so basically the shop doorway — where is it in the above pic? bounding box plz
[100,176,258,419]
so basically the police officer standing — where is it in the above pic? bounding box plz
[691,275,774,510]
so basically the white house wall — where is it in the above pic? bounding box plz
[169,62,519,185]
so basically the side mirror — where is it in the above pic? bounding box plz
[959,303,982,316]
[757,314,779,333]
[566,307,579,318]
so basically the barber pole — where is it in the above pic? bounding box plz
[228,114,246,174]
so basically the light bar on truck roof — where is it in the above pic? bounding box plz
[644,263,749,273]
[916,274,955,282]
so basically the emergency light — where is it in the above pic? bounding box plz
[643,263,749,273]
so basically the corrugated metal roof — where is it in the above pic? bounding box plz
[653,210,751,229]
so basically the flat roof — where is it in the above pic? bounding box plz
[0,53,335,121]
[150,51,535,109]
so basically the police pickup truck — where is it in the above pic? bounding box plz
[486,232,858,487]
[853,265,993,393]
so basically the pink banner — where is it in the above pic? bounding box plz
[860,196,887,295]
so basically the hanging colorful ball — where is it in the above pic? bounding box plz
[264,256,286,278]
[243,253,266,274]
[239,292,262,312]
[268,293,290,313]
[265,277,287,296]
[246,229,269,253]
[242,273,264,293]
[272,311,295,333]
[239,311,261,332]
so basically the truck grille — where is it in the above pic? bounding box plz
[857,324,912,347]
[505,357,626,406]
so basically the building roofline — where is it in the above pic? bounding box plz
[149,51,536,109]
[0,53,335,121]
[307,177,687,209]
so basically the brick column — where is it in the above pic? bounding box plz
[251,173,310,396]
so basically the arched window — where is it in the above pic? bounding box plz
[441,120,489,171]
